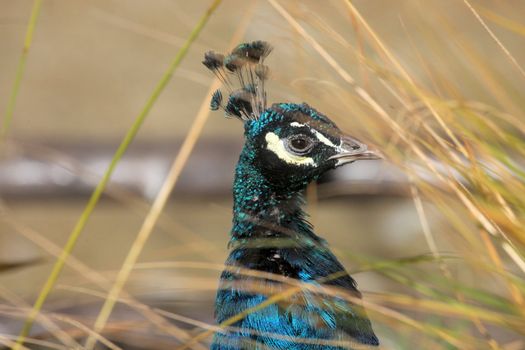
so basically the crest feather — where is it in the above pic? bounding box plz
[210,89,223,111]
[202,40,273,121]
[224,54,247,73]
[231,41,273,62]
[202,51,224,70]
[225,88,255,119]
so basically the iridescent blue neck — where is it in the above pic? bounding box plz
[230,146,314,243]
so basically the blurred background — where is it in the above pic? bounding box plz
[0,0,524,349]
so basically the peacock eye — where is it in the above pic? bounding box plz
[285,134,315,155]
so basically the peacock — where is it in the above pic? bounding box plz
[202,41,380,350]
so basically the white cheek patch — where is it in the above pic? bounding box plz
[265,132,317,167]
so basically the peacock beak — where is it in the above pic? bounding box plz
[328,135,383,166]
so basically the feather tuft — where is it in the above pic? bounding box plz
[203,40,274,121]
[225,88,255,120]
[224,54,247,72]
[231,41,273,62]
[202,51,224,71]
[210,89,223,111]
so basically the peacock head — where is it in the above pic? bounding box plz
[243,102,380,190]
[203,41,381,191]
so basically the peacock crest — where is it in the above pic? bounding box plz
[202,40,272,121]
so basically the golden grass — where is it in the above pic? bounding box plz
[82,1,259,348]
[262,0,525,348]
[12,0,223,348]
[462,0,525,79]
[1,0,524,349]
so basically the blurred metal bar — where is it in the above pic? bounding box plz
[0,140,409,199]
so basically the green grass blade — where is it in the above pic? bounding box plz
[1,0,43,140]
[13,1,222,348]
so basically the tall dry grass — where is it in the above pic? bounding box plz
[1,0,524,349]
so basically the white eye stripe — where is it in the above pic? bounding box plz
[312,130,338,148]
[289,122,341,149]
[265,132,317,166]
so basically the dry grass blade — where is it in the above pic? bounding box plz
[0,335,31,350]
[0,306,121,350]
[0,335,68,350]
[462,0,525,79]
[13,140,223,260]
[343,0,470,161]
[156,307,376,349]
[476,5,525,36]
[2,1,524,348]
[14,0,223,346]
[0,286,79,349]
[0,200,210,345]
[82,1,260,349]
[134,259,521,343]
[175,266,470,349]
[267,0,525,274]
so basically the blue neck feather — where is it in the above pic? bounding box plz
[230,144,318,245]
[214,141,379,349]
